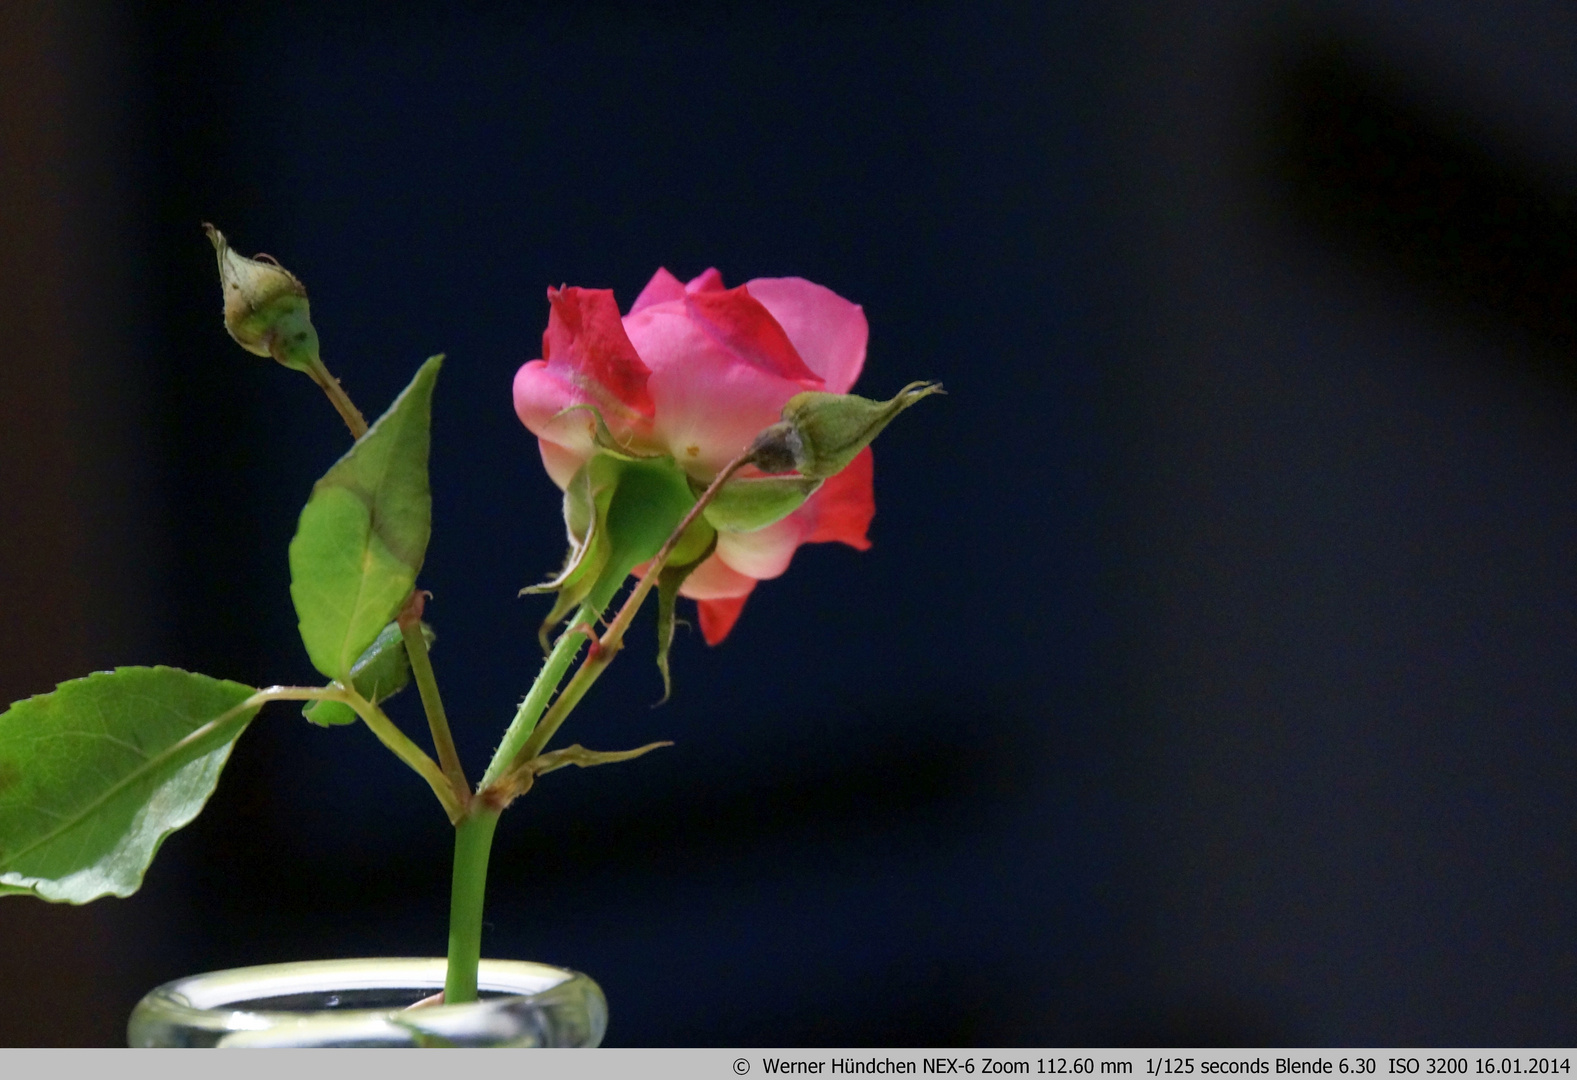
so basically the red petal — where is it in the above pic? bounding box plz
[630,268,686,314]
[698,591,753,645]
[804,446,875,549]
[544,286,654,418]
[685,285,824,385]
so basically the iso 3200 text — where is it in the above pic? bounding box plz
[1385,1062,1571,1076]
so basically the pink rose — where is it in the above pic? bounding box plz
[514,267,876,643]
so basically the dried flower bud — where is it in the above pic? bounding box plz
[749,381,943,480]
[203,224,320,373]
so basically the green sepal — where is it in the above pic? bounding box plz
[523,454,619,652]
[289,356,441,682]
[702,473,823,533]
[528,451,698,649]
[655,528,716,703]
[0,667,260,903]
[751,380,944,479]
[303,619,437,727]
[527,741,673,777]
[551,403,664,462]
[599,455,703,588]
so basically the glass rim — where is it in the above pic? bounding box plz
[129,956,604,1047]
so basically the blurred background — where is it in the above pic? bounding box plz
[4,0,1577,1047]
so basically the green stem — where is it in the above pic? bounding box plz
[400,616,467,794]
[340,692,465,822]
[251,684,352,705]
[303,356,369,438]
[444,807,501,1005]
[478,602,601,789]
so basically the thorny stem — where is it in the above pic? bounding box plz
[488,449,756,794]
[439,450,754,1000]
[477,602,601,790]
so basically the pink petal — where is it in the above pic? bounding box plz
[685,286,824,385]
[714,515,807,581]
[685,267,726,293]
[624,304,816,479]
[630,267,686,315]
[802,446,875,549]
[678,551,759,599]
[513,360,599,484]
[537,438,585,490]
[698,592,752,645]
[744,277,867,394]
[542,286,655,421]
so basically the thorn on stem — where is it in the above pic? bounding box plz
[562,623,604,661]
[397,589,432,629]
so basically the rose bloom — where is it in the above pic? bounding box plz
[513,267,875,644]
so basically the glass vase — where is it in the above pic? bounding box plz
[127,957,607,1047]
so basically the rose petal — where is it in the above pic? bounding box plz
[678,551,759,599]
[698,592,752,645]
[685,267,726,293]
[802,446,875,549]
[625,304,815,478]
[744,277,867,393]
[513,360,599,481]
[714,515,807,581]
[630,267,686,315]
[538,438,585,490]
[685,286,824,385]
[542,286,655,421]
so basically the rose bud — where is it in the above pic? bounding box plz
[749,381,943,479]
[203,224,320,373]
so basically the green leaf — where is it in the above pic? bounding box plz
[301,699,358,728]
[0,667,260,903]
[290,356,441,681]
[302,620,436,728]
